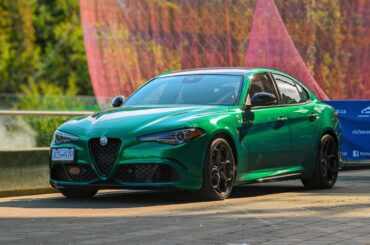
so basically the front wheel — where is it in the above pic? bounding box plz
[301,134,339,189]
[199,138,236,200]
[59,188,98,199]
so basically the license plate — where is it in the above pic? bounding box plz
[51,148,75,162]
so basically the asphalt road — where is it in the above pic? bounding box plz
[0,169,369,245]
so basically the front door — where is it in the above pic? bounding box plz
[246,107,289,171]
[243,73,289,172]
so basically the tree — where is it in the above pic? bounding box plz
[0,0,92,95]
[32,0,92,94]
[0,0,40,93]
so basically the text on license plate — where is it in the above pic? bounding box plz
[51,148,74,162]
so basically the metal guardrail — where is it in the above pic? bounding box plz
[0,110,94,116]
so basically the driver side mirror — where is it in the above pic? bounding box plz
[111,95,126,107]
[251,92,277,107]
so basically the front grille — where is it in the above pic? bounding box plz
[89,138,121,176]
[66,165,97,182]
[115,164,180,183]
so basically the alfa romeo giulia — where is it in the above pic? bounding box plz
[50,68,341,200]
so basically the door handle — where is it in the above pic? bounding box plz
[277,116,287,124]
[275,116,287,129]
[309,113,318,121]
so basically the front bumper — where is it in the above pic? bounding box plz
[50,136,208,191]
[51,181,178,190]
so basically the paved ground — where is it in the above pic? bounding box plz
[0,169,369,245]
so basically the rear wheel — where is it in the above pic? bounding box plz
[59,188,98,199]
[199,138,236,200]
[301,134,339,189]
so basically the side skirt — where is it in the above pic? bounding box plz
[236,172,304,186]
[256,172,303,183]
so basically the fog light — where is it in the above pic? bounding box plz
[67,166,81,176]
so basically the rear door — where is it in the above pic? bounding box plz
[272,73,319,167]
[244,73,290,171]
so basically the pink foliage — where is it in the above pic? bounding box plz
[245,0,328,100]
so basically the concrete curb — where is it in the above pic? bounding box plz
[0,188,57,198]
[0,148,54,197]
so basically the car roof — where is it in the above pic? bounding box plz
[158,67,282,77]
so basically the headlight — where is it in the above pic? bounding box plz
[52,130,79,145]
[138,128,205,145]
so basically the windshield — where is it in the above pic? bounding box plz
[124,75,243,106]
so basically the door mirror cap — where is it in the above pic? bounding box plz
[250,92,277,107]
[111,95,125,107]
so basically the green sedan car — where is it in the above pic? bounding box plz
[50,68,341,200]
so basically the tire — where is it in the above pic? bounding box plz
[301,134,339,189]
[59,188,98,199]
[199,137,236,200]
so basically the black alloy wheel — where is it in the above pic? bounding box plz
[302,134,339,189]
[200,138,236,200]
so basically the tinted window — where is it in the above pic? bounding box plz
[248,73,278,99]
[124,75,243,106]
[296,82,309,102]
[273,75,301,104]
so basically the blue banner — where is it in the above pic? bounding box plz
[324,100,370,162]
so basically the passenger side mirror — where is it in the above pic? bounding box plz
[251,92,277,107]
[111,95,125,107]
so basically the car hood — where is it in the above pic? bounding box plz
[60,106,229,137]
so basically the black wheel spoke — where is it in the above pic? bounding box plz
[219,160,230,171]
[327,154,338,172]
[321,159,328,176]
[220,145,228,160]
[211,170,220,189]
[212,148,221,165]
[219,171,227,182]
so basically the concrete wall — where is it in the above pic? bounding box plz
[0,148,55,197]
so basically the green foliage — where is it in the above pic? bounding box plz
[0,0,92,95]
[0,0,40,93]
[17,81,97,146]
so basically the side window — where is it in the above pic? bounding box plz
[248,73,278,100]
[273,74,301,104]
[295,82,309,102]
